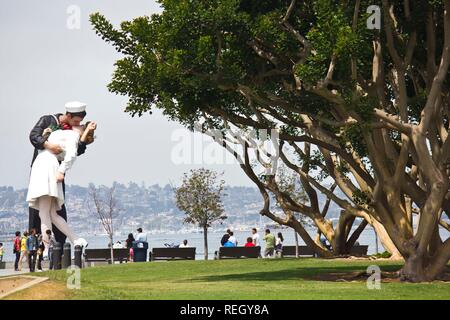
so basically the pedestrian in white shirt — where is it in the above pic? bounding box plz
[179,239,189,248]
[113,241,124,249]
[228,231,238,246]
[135,228,147,242]
[252,228,260,246]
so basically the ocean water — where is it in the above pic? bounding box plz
[2,227,448,262]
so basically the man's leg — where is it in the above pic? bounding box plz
[14,252,20,270]
[31,251,36,272]
[28,251,33,271]
[29,207,41,234]
[49,248,53,270]
[36,252,42,270]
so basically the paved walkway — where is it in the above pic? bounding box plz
[0,269,29,277]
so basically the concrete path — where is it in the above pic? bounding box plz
[0,269,29,278]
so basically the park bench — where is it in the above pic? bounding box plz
[149,247,196,261]
[349,245,368,256]
[281,245,369,257]
[281,245,317,257]
[84,248,129,265]
[216,246,261,259]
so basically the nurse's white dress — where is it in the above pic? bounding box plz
[26,129,79,210]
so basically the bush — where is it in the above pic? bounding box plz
[371,251,392,259]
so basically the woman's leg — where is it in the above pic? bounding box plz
[49,198,78,243]
[17,251,22,269]
[38,196,53,249]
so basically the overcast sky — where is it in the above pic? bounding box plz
[0,0,253,189]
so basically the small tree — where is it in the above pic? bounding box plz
[175,169,227,260]
[89,184,120,264]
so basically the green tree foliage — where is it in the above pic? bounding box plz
[175,168,226,259]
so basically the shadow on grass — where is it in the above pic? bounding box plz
[188,264,402,283]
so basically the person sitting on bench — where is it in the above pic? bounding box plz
[244,237,255,247]
[223,240,236,247]
[179,239,189,248]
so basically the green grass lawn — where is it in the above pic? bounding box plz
[12,258,450,300]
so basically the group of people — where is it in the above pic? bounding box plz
[12,229,56,272]
[109,228,149,261]
[162,239,191,248]
[220,228,284,258]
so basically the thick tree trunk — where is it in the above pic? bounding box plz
[400,237,450,282]
[400,252,428,282]
[371,220,402,259]
[399,170,449,281]
[345,219,368,252]
[288,219,333,258]
[333,212,354,254]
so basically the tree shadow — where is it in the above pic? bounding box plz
[187,264,402,283]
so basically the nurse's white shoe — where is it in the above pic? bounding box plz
[73,238,88,248]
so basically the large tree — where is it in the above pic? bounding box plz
[90,0,383,260]
[91,0,450,281]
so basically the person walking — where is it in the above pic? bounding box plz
[251,228,260,246]
[0,243,3,262]
[125,233,135,262]
[263,229,276,258]
[27,229,39,272]
[36,233,45,271]
[18,231,29,271]
[13,231,21,271]
[45,229,56,270]
[275,232,284,258]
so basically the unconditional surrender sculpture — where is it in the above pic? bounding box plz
[27,101,97,255]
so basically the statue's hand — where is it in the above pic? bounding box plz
[56,172,65,183]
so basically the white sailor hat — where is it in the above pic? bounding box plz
[65,101,87,113]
